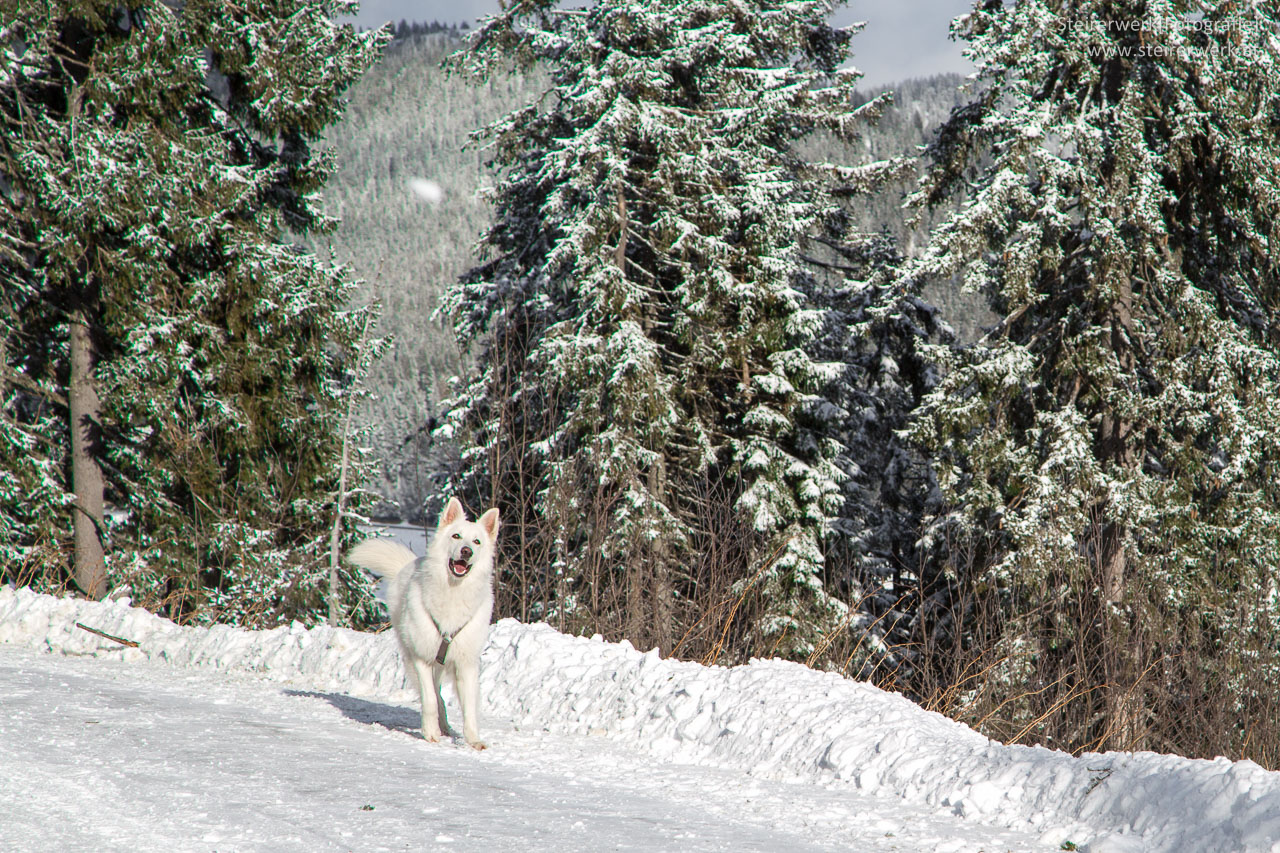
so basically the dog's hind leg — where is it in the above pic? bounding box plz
[410,657,444,742]
[454,660,486,750]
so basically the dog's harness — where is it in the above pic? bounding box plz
[429,610,476,665]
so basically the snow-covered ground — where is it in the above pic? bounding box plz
[2,586,1278,853]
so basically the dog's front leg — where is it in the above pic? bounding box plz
[431,663,453,737]
[410,657,443,742]
[454,660,486,750]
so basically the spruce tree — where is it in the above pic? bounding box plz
[0,1,386,626]
[443,0,909,658]
[806,233,952,682]
[908,0,1280,754]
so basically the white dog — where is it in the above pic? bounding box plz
[347,497,499,749]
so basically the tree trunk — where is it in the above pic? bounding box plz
[615,193,627,272]
[69,310,106,599]
[326,396,353,626]
[327,314,371,626]
[1099,518,1142,751]
[1096,274,1143,751]
[649,456,672,655]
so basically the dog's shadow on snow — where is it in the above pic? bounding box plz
[285,690,422,738]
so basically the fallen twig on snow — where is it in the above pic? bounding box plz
[74,622,140,648]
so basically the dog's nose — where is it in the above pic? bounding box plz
[460,546,473,560]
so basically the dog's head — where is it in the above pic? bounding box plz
[436,497,500,581]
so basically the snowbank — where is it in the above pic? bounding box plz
[2,585,1278,852]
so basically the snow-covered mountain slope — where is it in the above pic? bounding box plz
[2,586,1278,852]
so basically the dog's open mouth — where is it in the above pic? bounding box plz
[449,558,471,578]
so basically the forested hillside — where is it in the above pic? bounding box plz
[309,32,541,521]
[314,29,980,522]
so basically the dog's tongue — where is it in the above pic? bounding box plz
[450,559,470,577]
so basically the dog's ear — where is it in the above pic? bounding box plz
[478,507,500,539]
[438,497,465,529]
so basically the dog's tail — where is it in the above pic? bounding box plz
[347,539,417,603]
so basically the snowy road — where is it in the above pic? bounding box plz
[4,587,1280,853]
[1,645,1043,853]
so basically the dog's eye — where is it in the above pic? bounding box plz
[451,533,460,539]
[473,539,480,545]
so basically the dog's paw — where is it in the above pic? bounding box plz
[421,731,442,743]
[467,739,488,751]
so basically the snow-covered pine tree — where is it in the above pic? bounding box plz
[907,0,1280,754]
[442,0,909,659]
[803,230,952,682]
[0,1,387,626]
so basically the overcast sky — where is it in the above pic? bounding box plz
[342,1,975,90]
